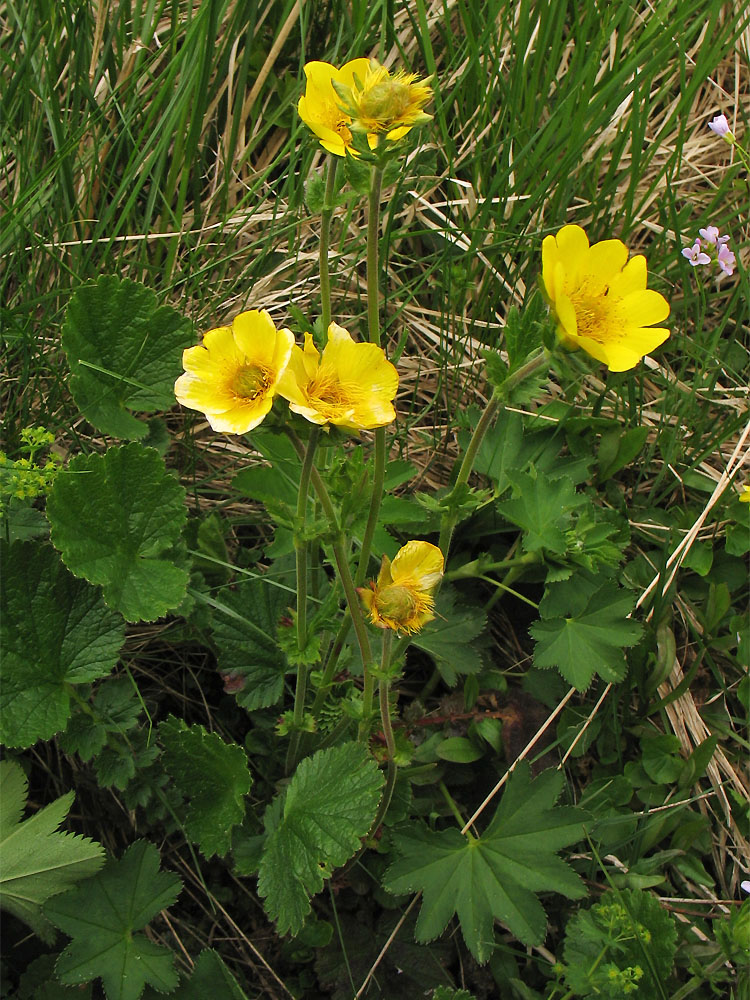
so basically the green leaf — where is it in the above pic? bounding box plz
[504,303,543,370]
[160,717,252,858]
[46,840,182,1000]
[232,431,300,513]
[305,171,325,214]
[498,471,585,554]
[483,302,546,404]
[62,276,193,440]
[343,153,372,195]
[531,577,643,689]
[17,954,93,999]
[640,733,683,785]
[258,743,384,935]
[232,430,302,557]
[0,760,105,942]
[47,444,188,622]
[208,575,290,711]
[142,949,250,1000]
[0,542,125,747]
[384,763,586,961]
[597,426,649,482]
[436,737,484,764]
[562,889,677,999]
[2,499,49,542]
[412,587,487,685]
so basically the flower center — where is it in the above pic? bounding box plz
[307,374,356,420]
[232,364,271,400]
[322,99,353,144]
[358,80,413,124]
[569,290,622,345]
[375,584,420,623]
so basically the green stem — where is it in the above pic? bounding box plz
[356,167,385,586]
[363,630,397,839]
[285,429,375,738]
[392,349,551,670]
[286,429,320,774]
[482,564,535,613]
[366,166,383,347]
[310,610,351,716]
[437,394,500,557]
[378,631,396,757]
[438,780,477,839]
[320,159,338,333]
[355,165,387,584]
[444,552,537,581]
[438,348,549,558]
[355,427,385,585]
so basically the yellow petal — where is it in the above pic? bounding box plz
[608,254,647,297]
[619,289,670,327]
[204,396,274,433]
[541,236,560,305]
[232,310,279,367]
[277,345,310,407]
[200,326,242,367]
[338,58,373,89]
[390,540,444,589]
[554,292,579,342]
[554,225,590,286]
[376,553,393,589]
[302,60,339,95]
[585,239,629,291]
[175,372,233,414]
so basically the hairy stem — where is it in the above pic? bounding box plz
[285,429,375,740]
[319,159,338,333]
[286,428,320,773]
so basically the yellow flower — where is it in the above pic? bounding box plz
[175,310,294,433]
[277,322,398,430]
[541,224,670,372]
[358,541,444,634]
[739,485,750,503]
[297,58,372,156]
[344,60,432,140]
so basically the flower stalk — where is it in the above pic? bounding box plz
[356,164,386,585]
[319,159,338,333]
[438,347,550,560]
[285,429,376,739]
[286,427,320,773]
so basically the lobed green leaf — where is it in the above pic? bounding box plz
[47,443,188,622]
[0,760,105,942]
[384,763,587,962]
[46,840,182,1000]
[257,743,384,936]
[62,276,193,440]
[0,542,125,747]
[159,717,252,858]
[531,575,643,689]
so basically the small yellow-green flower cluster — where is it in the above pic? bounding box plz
[0,427,62,512]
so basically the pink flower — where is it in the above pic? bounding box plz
[717,243,736,277]
[682,240,710,266]
[707,114,735,142]
[708,114,730,136]
[699,226,730,246]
